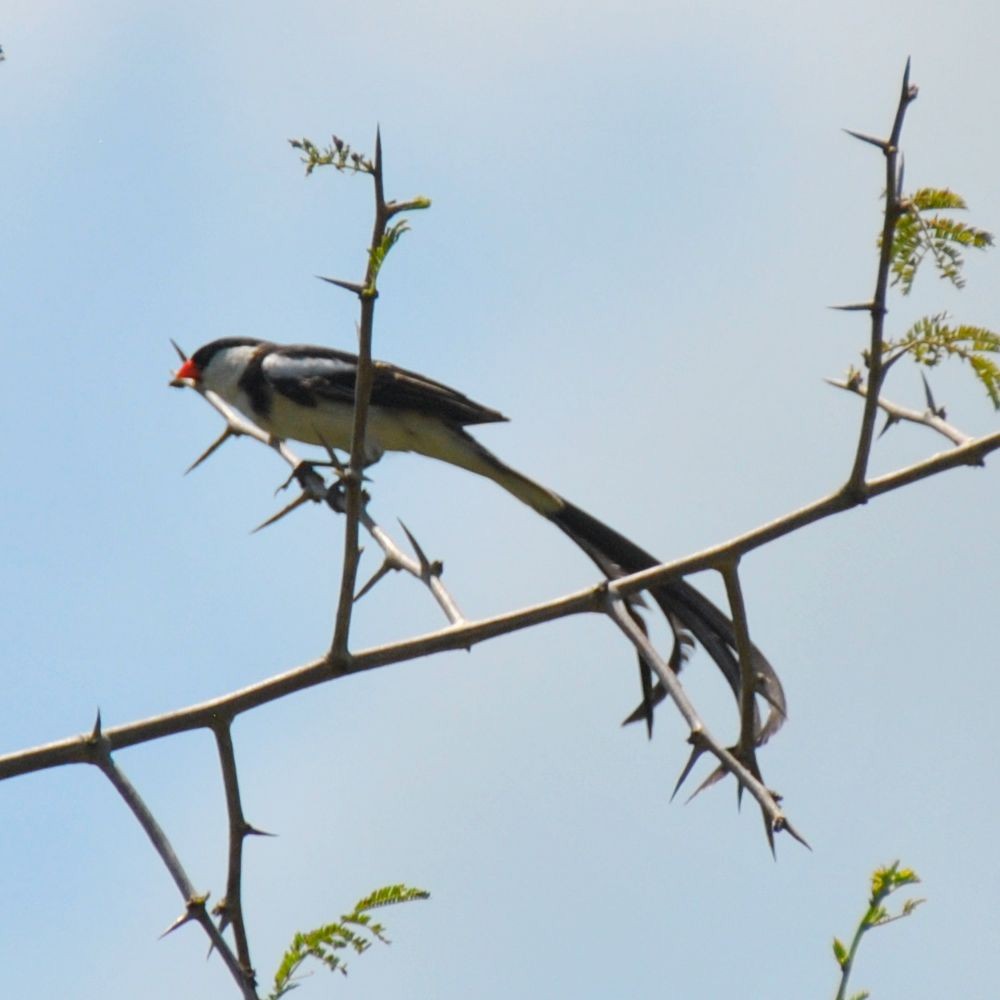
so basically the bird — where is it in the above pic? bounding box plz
[172,337,784,738]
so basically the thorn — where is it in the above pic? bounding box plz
[397,519,435,574]
[170,338,188,362]
[684,762,729,804]
[877,412,899,438]
[374,124,382,174]
[670,744,706,801]
[842,128,888,151]
[921,370,937,410]
[186,427,236,474]
[780,815,812,850]
[764,814,776,857]
[354,560,394,602]
[920,371,945,417]
[243,823,277,838]
[251,492,313,533]
[829,301,878,312]
[901,56,917,103]
[160,910,196,939]
[317,274,365,296]
[91,710,103,740]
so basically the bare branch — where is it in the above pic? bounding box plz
[608,427,1000,601]
[845,59,920,495]
[86,720,257,999]
[212,720,256,988]
[826,376,972,446]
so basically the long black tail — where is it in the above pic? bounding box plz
[440,428,785,739]
[550,500,785,741]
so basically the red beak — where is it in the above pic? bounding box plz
[171,358,201,385]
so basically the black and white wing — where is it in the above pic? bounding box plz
[262,345,508,428]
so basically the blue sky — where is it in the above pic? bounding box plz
[2,2,998,998]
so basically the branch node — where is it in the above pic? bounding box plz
[160,895,208,939]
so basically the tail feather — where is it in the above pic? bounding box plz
[444,430,785,740]
[551,501,786,741]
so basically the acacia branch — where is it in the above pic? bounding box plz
[331,128,386,660]
[826,376,972,446]
[4,422,995,788]
[87,718,257,999]
[718,561,759,757]
[846,59,919,494]
[212,718,260,987]
[606,593,785,834]
[612,428,1000,600]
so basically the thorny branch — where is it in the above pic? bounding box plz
[825,375,973,447]
[328,132,382,663]
[3,419,997,785]
[1,64,997,997]
[327,129,439,658]
[87,716,257,999]
[212,718,263,988]
[844,58,919,494]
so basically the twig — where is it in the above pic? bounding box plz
[212,718,260,988]
[845,59,919,495]
[605,593,794,846]
[331,128,387,662]
[609,427,1000,601]
[86,716,257,999]
[825,377,972,446]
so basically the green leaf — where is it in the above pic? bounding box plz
[267,884,429,999]
[833,863,924,1000]
[289,134,374,176]
[366,220,411,287]
[354,884,431,911]
[910,188,968,211]
[884,316,1000,409]
[833,937,849,968]
[970,355,1000,408]
[886,187,993,294]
